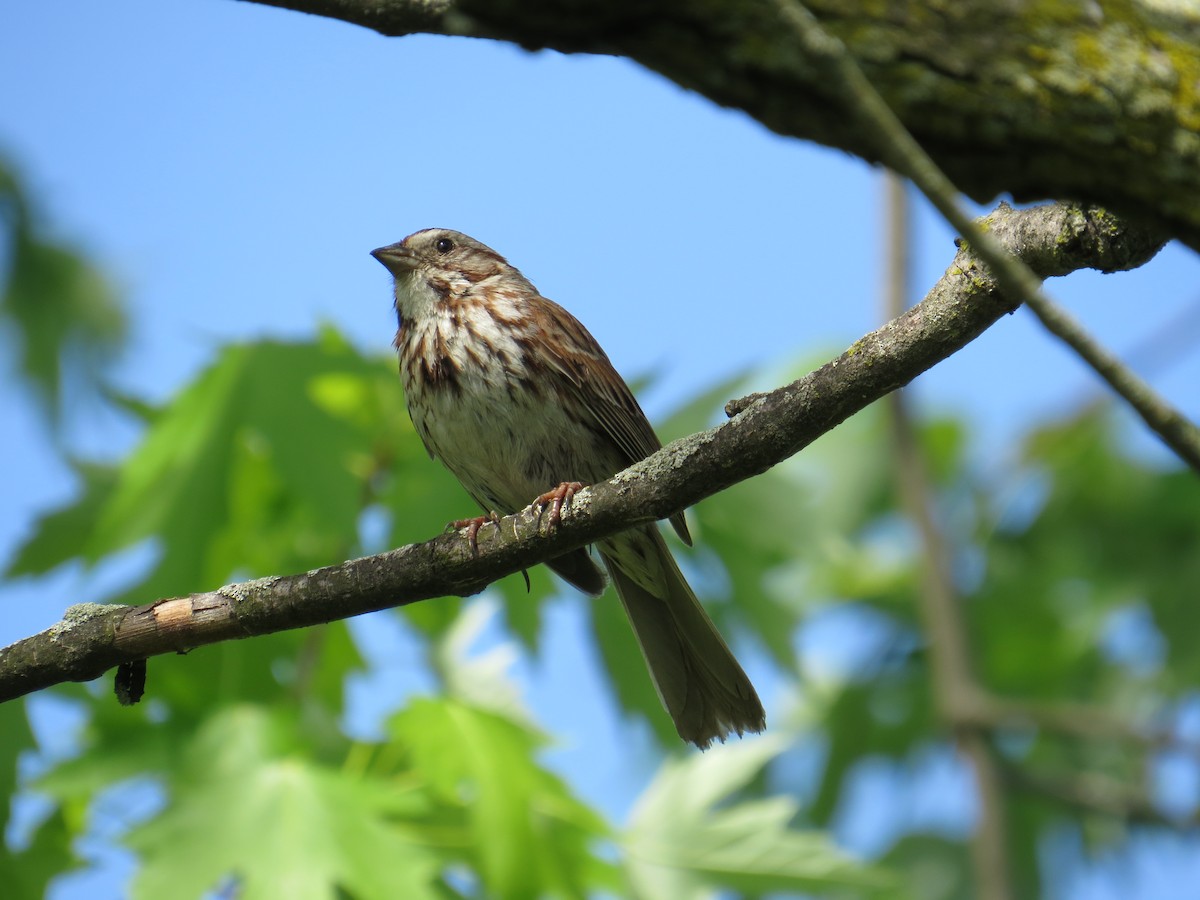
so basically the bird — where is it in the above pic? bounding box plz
[372,228,764,748]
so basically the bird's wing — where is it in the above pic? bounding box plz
[536,296,692,546]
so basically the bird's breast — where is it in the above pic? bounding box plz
[397,307,596,510]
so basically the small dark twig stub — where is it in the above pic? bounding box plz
[115,660,147,706]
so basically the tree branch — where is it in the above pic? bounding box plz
[958,696,1200,760]
[772,0,1200,480]
[1023,292,1200,473]
[770,0,1071,334]
[1005,765,1185,826]
[239,0,1200,249]
[0,202,1162,704]
[248,0,459,35]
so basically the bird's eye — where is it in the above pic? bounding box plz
[435,237,454,254]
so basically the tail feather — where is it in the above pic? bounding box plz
[544,548,607,597]
[600,528,765,748]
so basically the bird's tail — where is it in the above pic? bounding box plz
[600,527,765,748]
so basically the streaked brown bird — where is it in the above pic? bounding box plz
[372,228,764,748]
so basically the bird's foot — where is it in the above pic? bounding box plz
[533,482,585,530]
[448,511,501,555]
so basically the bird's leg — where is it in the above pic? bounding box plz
[448,511,501,556]
[533,482,585,530]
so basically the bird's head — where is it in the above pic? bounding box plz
[372,228,516,326]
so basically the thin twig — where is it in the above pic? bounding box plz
[767,0,1187,477]
[1123,295,1200,377]
[1023,293,1200,472]
[769,0,1055,313]
[1005,765,1186,825]
[961,696,1200,759]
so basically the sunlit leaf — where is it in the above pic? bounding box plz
[9,333,400,591]
[5,461,119,578]
[126,706,438,900]
[390,698,616,899]
[624,736,899,897]
[433,598,529,720]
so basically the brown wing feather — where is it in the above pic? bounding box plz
[533,296,692,546]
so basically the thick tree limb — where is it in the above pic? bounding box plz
[243,0,1200,250]
[0,202,1162,704]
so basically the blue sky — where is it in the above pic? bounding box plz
[3,0,1200,896]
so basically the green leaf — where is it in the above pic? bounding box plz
[432,599,529,720]
[8,332,429,597]
[807,676,933,825]
[0,807,75,899]
[126,706,439,900]
[0,700,34,822]
[0,702,75,896]
[881,833,971,900]
[0,160,127,417]
[490,563,561,653]
[390,698,616,899]
[624,736,900,898]
[5,461,119,577]
[94,337,364,583]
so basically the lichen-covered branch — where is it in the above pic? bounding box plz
[0,202,1161,704]
[241,0,1200,250]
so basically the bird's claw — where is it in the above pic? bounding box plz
[449,511,501,555]
[533,482,585,531]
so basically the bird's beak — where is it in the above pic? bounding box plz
[371,243,418,277]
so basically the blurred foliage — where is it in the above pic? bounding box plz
[3,221,1199,899]
[0,159,126,425]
